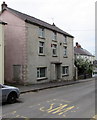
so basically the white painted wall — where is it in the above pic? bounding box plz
[0,23,4,84]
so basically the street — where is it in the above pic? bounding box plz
[2,78,95,118]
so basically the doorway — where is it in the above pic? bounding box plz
[55,64,61,80]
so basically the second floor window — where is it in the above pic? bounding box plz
[39,41,44,54]
[52,31,57,41]
[39,27,45,38]
[52,44,57,56]
[64,36,67,43]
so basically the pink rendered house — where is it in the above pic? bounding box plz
[0,2,27,84]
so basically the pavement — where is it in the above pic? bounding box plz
[16,78,95,94]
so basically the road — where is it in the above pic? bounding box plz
[1,78,96,119]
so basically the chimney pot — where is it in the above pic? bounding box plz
[1,2,7,11]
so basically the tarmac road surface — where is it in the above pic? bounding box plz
[1,78,96,119]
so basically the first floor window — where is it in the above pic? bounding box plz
[62,66,69,75]
[64,46,67,56]
[37,67,46,78]
[39,41,44,54]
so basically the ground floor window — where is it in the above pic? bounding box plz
[62,66,69,76]
[37,67,46,78]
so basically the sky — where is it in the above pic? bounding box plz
[0,0,96,55]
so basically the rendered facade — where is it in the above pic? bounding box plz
[0,20,6,84]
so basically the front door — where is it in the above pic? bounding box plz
[55,64,61,80]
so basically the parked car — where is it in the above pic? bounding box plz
[0,84,20,103]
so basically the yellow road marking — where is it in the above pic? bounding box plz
[40,104,55,112]
[52,104,68,114]
[58,106,75,115]
[48,104,68,113]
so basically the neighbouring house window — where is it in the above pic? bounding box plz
[39,27,45,38]
[63,46,67,56]
[52,44,57,56]
[39,41,45,54]
[64,36,67,43]
[37,67,46,78]
[62,66,69,75]
[52,31,57,41]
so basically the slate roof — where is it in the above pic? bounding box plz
[2,6,74,38]
[74,47,94,56]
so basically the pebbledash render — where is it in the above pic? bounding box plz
[0,2,74,85]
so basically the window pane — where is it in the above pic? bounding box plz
[39,42,44,54]
[52,32,57,40]
[64,36,67,43]
[37,68,46,78]
[39,47,43,53]
[64,47,67,56]
[52,44,57,55]
[40,68,45,77]
[39,28,44,38]
[62,66,69,75]
[37,68,40,77]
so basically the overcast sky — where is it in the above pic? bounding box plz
[0,0,96,55]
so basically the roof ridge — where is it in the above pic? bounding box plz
[3,6,74,38]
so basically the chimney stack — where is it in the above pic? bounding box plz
[75,42,81,48]
[1,2,7,11]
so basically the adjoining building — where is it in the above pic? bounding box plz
[74,42,95,64]
[0,2,74,85]
[74,42,95,79]
[0,20,7,84]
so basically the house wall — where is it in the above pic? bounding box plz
[0,11,26,84]
[0,23,4,84]
[0,10,74,85]
[26,23,74,84]
[75,54,95,64]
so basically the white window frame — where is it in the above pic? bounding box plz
[52,44,57,56]
[39,41,45,55]
[62,66,69,76]
[37,67,46,78]
[39,27,45,38]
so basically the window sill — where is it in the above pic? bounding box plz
[38,54,45,56]
[63,56,68,58]
[63,42,67,45]
[37,77,48,81]
[52,55,58,57]
[38,36,45,39]
[62,74,69,77]
[52,40,57,42]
